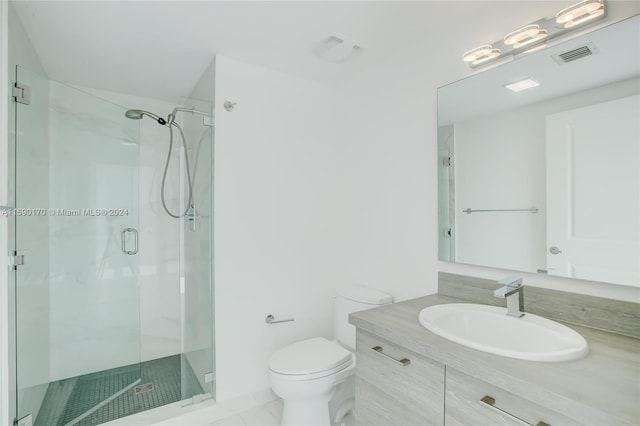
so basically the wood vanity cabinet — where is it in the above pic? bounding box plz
[354,329,583,426]
[445,369,581,426]
[354,330,445,426]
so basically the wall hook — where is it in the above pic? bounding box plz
[224,101,236,112]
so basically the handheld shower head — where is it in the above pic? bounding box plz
[124,109,167,125]
[125,109,145,119]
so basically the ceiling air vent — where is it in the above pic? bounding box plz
[552,43,599,65]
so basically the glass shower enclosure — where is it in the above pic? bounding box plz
[12,66,214,426]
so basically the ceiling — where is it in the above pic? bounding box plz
[11,1,639,102]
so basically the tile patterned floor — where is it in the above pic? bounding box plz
[35,355,203,426]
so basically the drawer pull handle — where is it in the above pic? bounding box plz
[480,396,550,426]
[371,346,411,367]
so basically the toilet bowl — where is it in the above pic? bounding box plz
[269,286,393,426]
[270,337,354,426]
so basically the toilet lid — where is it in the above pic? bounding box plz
[269,337,352,375]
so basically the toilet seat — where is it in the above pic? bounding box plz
[269,337,353,381]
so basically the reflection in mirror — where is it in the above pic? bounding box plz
[438,15,639,287]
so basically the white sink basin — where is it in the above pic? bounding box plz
[418,303,588,362]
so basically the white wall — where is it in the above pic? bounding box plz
[213,55,343,401]
[335,37,465,303]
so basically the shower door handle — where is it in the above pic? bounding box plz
[121,228,138,255]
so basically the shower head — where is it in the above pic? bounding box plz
[125,109,144,119]
[125,109,167,125]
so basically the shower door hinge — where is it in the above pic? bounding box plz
[204,372,215,384]
[9,250,25,271]
[13,82,31,105]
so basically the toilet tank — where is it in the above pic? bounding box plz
[334,286,393,351]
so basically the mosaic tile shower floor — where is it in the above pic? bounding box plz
[35,355,203,426]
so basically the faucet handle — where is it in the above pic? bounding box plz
[497,276,523,288]
[493,276,523,298]
[493,286,509,298]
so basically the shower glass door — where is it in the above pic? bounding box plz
[14,66,141,426]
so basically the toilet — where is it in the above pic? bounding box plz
[269,286,393,426]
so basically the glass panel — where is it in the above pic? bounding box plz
[438,125,455,262]
[14,66,141,425]
[179,98,215,402]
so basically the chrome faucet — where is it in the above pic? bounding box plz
[493,276,524,318]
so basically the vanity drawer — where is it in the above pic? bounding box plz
[355,330,444,426]
[355,377,440,426]
[445,368,582,426]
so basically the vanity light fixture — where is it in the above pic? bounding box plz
[556,0,605,29]
[462,45,501,65]
[504,78,540,93]
[504,25,548,49]
[462,0,606,68]
[522,44,548,55]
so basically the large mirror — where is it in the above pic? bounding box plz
[438,15,639,287]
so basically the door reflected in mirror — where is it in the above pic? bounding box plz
[437,15,639,287]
